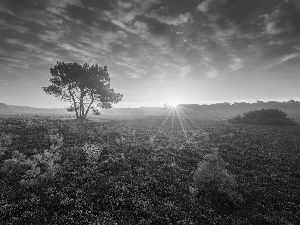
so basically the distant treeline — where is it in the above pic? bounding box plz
[179,100,300,119]
[1,100,300,118]
[102,100,300,119]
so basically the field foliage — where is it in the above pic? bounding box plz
[0,115,300,224]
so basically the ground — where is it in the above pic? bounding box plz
[0,115,299,224]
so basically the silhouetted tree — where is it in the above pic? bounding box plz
[43,62,123,120]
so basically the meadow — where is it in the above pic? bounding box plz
[0,114,299,224]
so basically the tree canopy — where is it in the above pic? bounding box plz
[43,62,123,120]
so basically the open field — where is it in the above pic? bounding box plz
[1,115,300,224]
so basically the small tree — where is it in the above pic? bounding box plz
[43,62,123,120]
[193,148,243,207]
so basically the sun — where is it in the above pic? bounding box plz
[167,102,179,108]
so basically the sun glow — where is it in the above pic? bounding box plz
[167,102,179,108]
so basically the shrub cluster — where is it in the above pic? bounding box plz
[228,108,298,126]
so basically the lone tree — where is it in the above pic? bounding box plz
[43,62,123,120]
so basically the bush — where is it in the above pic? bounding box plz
[228,108,298,126]
[193,148,243,208]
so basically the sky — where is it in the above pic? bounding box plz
[0,0,300,108]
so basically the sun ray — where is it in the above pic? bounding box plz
[154,108,173,137]
[171,107,175,133]
[176,106,204,132]
[177,105,203,117]
[156,106,171,117]
[175,107,188,140]
[161,108,173,127]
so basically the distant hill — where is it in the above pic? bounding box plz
[101,107,165,116]
[0,103,13,114]
[178,100,300,119]
[0,103,70,115]
[102,100,300,119]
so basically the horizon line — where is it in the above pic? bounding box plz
[1,98,299,109]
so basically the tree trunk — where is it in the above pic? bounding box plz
[78,90,84,119]
[84,96,94,119]
[68,86,78,118]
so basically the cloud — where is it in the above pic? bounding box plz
[190,0,300,82]
[134,21,148,33]
[104,0,161,24]
[229,56,243,71]
[197,0,210,13]
[79,0,112,10]
[177,64,192,80]
[117,1,133,9]
[111,20,127,30]
[253,0,300,68]
[265,0,300,39]
[196,0,284,36]
[206,69,218,79]
[145,12,192,26]
[279,53,300,63]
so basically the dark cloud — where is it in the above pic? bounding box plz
[139,16,171,36]
[266,0,300,40]
[249,0,300,66]
[0,0,48,15]
[109,43,128,54]
[64,4,99,25]
[202,0,284,33]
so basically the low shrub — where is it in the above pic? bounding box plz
[193,148,243,208]
[228,108,298,126]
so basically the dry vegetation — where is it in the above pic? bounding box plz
[1,115,300,224]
